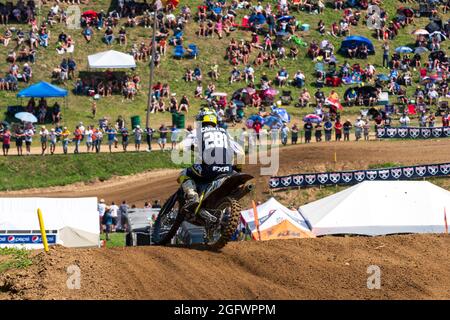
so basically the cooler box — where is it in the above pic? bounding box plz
[378,92,389,106]
[301,24,310,31]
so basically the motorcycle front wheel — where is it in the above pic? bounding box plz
[204,197,241,250]
[152,192,183,245]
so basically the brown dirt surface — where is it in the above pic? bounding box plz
[1,234,450,300]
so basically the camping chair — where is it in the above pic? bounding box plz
[281,91,293,105]
[173,45,185,59]
[290,35,307,47]
[186,44,199,59]
[439,100,449,113]
[169,30,183,46]
[240,15,251,30]
[291,0,302,12]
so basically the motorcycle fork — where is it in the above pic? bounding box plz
[194,191,206,216]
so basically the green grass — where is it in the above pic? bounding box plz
[100,232,125,248]
[0,150,185,191]
[1,0,448,132]
[0,248,33,274]
[368,162,403,169]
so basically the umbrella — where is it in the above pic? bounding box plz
[272,108,291,123]
[320,40,330,49]
[377,74,390,81]
[414,47,429,55]
[248,114,265,124]
[303,114,322,124]
[242,87,256,95]
[325,97,343,110]
[395,46,413,54]
[429,31,447,39]
[413,29,429,36]
[15,112,37,123]
[277,15,293,22]
[264,116,283,128]
[211,92,227,97]
[264,88,279,96]
[82,10,98,17]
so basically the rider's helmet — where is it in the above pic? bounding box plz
[201,113,218,127]
[196,107,217,121]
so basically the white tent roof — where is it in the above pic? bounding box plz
[299,181,450,236]
[0,197,99,249]
[241,197,311,233]
[88,50,136,69]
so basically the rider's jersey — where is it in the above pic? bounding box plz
[188,126,244,180]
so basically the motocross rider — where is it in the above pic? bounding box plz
[178,108,244,215]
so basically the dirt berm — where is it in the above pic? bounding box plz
[1,234,449,300]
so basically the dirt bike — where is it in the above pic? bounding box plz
[152,172,254,250]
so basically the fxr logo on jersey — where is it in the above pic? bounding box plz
[213,166,231,173]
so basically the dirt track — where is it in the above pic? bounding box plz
[1,234,450,300]
[5,139,450,206]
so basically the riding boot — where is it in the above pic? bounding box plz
[181,179,199,213]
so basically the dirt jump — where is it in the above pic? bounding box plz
[1,234,450,300]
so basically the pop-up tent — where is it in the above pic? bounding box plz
[16,81,68,114]
[17,81,68,98]
[88,50,136,69]
[339,36,375,55]
[241,198,314,240]
[0,197,99,249]
[299,181,450,236]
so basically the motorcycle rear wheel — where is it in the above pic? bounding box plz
[205,197,241,250]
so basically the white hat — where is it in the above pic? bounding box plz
[276,100,282,106]
[100,199,105,203]
[136,125,140,128]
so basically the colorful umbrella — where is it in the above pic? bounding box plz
[272,108,291,123]
[303,114,322,123]
[264,88,279,96]
[325,97,343,110]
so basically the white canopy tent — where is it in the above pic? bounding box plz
[299,181,450,236]
[0,197,99,249]
[88,50,136,69]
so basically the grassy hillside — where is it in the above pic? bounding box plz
[0,151,184,190]
[1,0,446,131]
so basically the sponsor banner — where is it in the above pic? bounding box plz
[377,127,450,139]
[269,163,450,189]
[0,234,57,245]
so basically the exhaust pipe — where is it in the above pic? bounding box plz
[232,183,255,199]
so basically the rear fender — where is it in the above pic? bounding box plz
[202,173,253,207]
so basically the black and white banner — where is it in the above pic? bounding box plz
[377,127,450,139]
[269,162,450,189]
